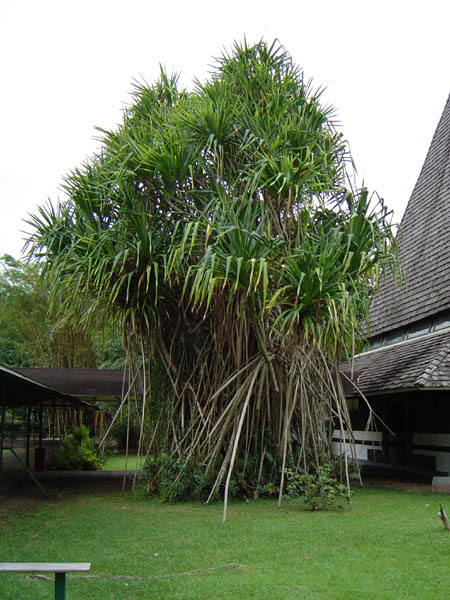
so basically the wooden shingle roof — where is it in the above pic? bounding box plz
[346,330,450,395]
[369,94,450,337]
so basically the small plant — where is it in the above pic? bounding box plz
[285,464,351,510]
[47,425,103,471]
[143,454,211,502]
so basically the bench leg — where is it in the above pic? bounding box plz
[54,572,66,600]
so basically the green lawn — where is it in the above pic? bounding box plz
[103,453,145,471]
[1,485,449,599]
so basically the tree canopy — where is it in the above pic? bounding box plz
[27,40,398,516]
[0,254,124,369]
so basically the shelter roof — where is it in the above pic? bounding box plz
[12,368,133,399]
[0,365,96,409]
[344,329,450,396]
[369,94,450,337]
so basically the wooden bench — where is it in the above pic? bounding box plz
[0,562,91,599]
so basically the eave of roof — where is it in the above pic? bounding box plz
[0,365,97,409]
[342,329,450,396]
[12,368,134,398]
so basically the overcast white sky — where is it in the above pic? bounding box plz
[1,0,449,258]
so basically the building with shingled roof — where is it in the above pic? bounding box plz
[341,94,450,476]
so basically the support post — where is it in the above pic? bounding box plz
[54,572,66,600]
[38,402,43,448]
[0,404,5,497]
[381,397,390,464]
[11,408,14,449]
[404,399,412,467]
[63,399,66,438]
[25,404,32,469]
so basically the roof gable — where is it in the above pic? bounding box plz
[369,94,450,337]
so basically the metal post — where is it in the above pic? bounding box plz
[52,399,56,440]
[38,402,43,448]
[55,572,66,600]
[0,404,6,497]
[25,404,32,469]
[11,408,14,449]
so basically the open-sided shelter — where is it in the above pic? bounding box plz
[0,365,98,495]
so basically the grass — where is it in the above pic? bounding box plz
[1,484,450,599]
[103,453,144,471]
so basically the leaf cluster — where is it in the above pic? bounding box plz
[26,40,397,351]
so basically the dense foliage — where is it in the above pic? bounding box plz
[27,40,398,517]
[0,254,125,368]
[47,425,103,471]
[144,440,280,502]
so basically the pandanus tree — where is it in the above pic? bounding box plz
[27,40,397,518]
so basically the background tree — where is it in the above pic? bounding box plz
[27,40,398,516]
[0,254,124,368]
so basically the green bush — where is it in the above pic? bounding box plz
[141,430,289,503]
[47,425,103,471]
[143,454,210,502]
[142,450,355,506]
[285,463,351,510]
[142,450,281,503]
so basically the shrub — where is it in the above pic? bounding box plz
[143,454,210,502]
[142,450,281,503]
[285,463,351,510]
[47,425,103,471]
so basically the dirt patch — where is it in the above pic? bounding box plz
[359,465,433,493]
[1,469,432,519]
[362,478,431,493]
[0,474,133,517]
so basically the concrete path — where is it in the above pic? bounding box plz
[1,446,139,496]
[1,449,29,493]
[35,470,138,480]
